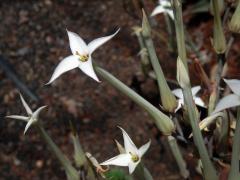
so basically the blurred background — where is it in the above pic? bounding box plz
[0,0,240,179]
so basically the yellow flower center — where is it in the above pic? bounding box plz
[76,51,89,62]
[130,153,139,163]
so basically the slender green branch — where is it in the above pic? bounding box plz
[167,136,189,179]
[94,64,174,136]
[182,88,218,180]
[36,124,79,180]
[172,0,188,69]
[228,107,240,180]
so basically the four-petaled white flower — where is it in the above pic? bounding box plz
[100,127,151,174]
[212,79,240,114]
[6,94,47,134]
[172,86,205,112]
[47,29,120,84]
[151,0,174,20]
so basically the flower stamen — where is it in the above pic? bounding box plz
[76,51,89,62]
[129,152,139,163]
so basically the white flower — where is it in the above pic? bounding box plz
[151,0,174,20]
[6,94,47,134]
[172,86,205,112]
[100,127,151,174]
[47,29,120,84]
[212,79,240,114]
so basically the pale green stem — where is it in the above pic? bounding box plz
[36,124,79,180]
[94,64,174,135]
[167,136,189,179]
[172,0,188,69]
[182,87,218,180]
[142,11,177,113]
[228,107,240,180]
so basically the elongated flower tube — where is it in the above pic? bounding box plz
[176,57,190,89]
[213,79,240,114]
[101,127,151,174]
[94,65,175,135]
[172,86,205,112]
[47,29,120,84]
[142,10,177,113]
[212,0,226,54]
[151,0,174,20]
[6,93,46,134]
[229,0,240,33]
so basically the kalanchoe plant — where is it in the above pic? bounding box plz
[151,0,174,20]
[6,93,47,134]
[172,86,205,112]
[100,127,151,174]
[213,79,240,114]
[47,29,120,84]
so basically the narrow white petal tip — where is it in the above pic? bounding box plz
[45,81,52,86]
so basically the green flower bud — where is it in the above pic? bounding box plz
[212,0,226,54]
[229,1,240,33]
[177,57,190,89]
[210,0,225,15]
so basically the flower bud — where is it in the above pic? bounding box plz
[212,0,226,54]
[229,1,240,33]
[177,57,190,89]
[152,110,175,136]
[142,9,151,38]
[210,0,225,15]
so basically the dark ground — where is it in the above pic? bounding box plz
[0,0,240,180]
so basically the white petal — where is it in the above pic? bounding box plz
[160,0,172,7]
[172,88,183,99]
[19,93,32,115]
[24,117,36,134]
[6,115,29,122]
[32,106,47,120]
[199,112,224,132]
[78,56,100,82]
[119,127,138,154]
[128,161,139,174]
[175,99,184,112]
[46,55,80,84]
[212,94,240,114]
[66,30,88,55]
[166,10,174,20]
[100,154,131,166]
[88,29,120,54]
[151,6,165,16]
[191,86,201,96]
[138,140,151,158]
[194,97,205,108]
[224,79,240,96]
